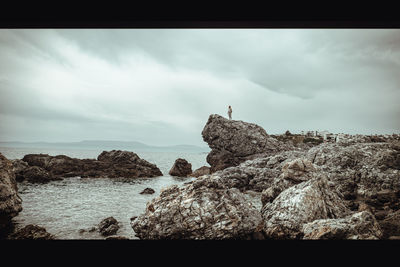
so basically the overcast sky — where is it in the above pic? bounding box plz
[0,29,399,146]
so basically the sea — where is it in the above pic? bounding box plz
[0,146,210,239]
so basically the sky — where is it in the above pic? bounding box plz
[0,29,399,146]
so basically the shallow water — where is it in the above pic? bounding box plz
[0,146,208,239]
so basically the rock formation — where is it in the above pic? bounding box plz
[302,211,383,240]
[140,188,155,194]
[0,153,23,234]
[190,166,211,178]
[201,114,293,172]
[98,216,120,236]
[261,176,351,239]
[168,158,192,177]
[8,224,55,240]
[131,175,263,239]
[18,150,162,182]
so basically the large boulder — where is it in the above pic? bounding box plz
[131,175,263,239]
[98,216,120,236]
[0,153,23,233]
[261,176,350,239]
[21,150,162,180]
[8,224,55,240]
[168,158,192,177]
[302,211,383,240]
[201,114,293,172]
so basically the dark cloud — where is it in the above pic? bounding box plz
[0,29,399,144]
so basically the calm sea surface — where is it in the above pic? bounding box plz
[0,146,209,239]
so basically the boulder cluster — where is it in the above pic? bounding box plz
[131,114,400,240]
[12,150,162,183]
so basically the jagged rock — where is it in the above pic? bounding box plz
[305,142,400,212]
[168,158,192,177]
[131,175,263,239]
[98,217,120,236]
[190,166,211,178]
[0,153,23,233]
[261,157,317,205]
[8,224,55,240]
[201,114,293,172]
[378,209,400,239]
[21,150,162,180]
[302,211,383,240]
[140,188,155,194]
[261,176,350,239]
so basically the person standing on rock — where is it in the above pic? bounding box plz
[228,105,232,120]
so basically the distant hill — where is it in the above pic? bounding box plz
[0,140,211,153]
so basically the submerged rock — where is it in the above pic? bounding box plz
[131,175,263,239]
[20,150,162,181]
[140,188,155,194]
[0,153,23,234]
[168,158,192,177]
[8,224,55,240]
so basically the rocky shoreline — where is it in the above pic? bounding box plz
[1,114,399,239]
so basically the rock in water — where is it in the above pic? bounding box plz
[140,188,155,194]
[201,114,292,172]
[131,175,263,239]
[21,150,162,180]
[98,217,120,236]
[169,158,192,177]
[261,176,350,239]
[302,211,383,240]
[0,153,23,234]
[8,224,55,240]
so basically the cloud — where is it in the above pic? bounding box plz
[0,29,399,145]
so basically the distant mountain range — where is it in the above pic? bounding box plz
[0,140,211,153]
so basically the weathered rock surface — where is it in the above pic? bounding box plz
[378,209,400,239]
[98,216,120,236]
[168,158,192,177]
[131,175,263,239]
[11,159,29,182]
[261,176,350,239]
[302,211,383,240]
[190,166,211,178]
[20,150,162,181]
[201,114,293,172]
[0,153,23,232]
[8,224,55,240]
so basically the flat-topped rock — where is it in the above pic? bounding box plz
[201,114,293,172]
[19,150,162,182]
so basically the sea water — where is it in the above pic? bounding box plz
[0,146,209,239]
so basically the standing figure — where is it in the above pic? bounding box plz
[228,105,232,120]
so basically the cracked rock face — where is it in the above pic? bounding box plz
[302,211,383,240]
[0,153,23,232]
[201,114,293,172]
[131,175,263,239]
[261,176,350,239]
